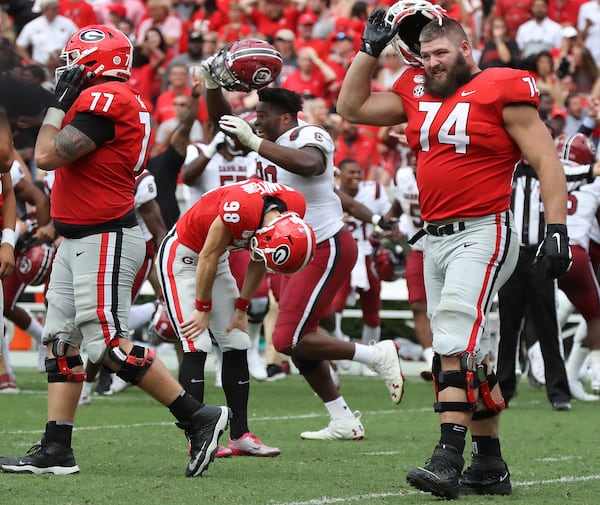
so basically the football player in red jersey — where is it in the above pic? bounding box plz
[157,178,315,457]
[0,25,230,478]
[338,3,571,499]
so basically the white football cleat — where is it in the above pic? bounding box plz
[368,340,405,404]
[301,411,365,441]
[568,378,598,402]
[247,347,267,381]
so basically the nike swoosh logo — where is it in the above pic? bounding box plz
[190,378,204,383]
[76,251,84,257]
[188,441,207,473]
[461,90,476,96]
[238,380,250,385]
[250,445,261,451]
[499,472,509,482]
[463,242,476,248]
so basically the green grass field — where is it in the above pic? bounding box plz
[0,366,598,505]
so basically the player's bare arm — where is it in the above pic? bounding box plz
[0,109,13,172]
[181,153,209,185]
[504,104,568,225]
[138,199,168,247]
[35,124,97,171]
[338,52,407,126]
[259,143,327,177]
[336,187,379,224]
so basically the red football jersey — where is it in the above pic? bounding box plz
[175,178,307,253]
[392,67,539,222]
[51,82,152,226]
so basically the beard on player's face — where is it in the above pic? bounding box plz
[424,51,472,98]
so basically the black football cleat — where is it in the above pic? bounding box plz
[459,454,512,495]
[1,441,79,475]
[406,444,465,499]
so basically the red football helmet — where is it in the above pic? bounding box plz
[15,242,56,286]
[207,38,282,92]
[385,0,446,67]
[555,133,596,165]
[56,25,133,83]
[250,212,316,274]
[148,302,178,344]
[371,244,407,282]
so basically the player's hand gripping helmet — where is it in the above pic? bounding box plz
[385,0,446,67]
[371,244,407,281]
[250,212,316,274]
[148,302,178,345]
[15,241,56,286]
[55,25,134,83]
[206,38,282,92]
[555,133,596,165]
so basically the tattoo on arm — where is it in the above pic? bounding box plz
[54,125,97,161]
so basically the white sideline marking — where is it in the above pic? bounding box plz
[269,475,600,505]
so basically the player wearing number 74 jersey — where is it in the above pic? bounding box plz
[338,6,570,499]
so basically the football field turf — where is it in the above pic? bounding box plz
[0,365,598,505]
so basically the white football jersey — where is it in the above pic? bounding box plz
[134,170,158,241]
[255,123,344,243]
[9,159,26,187]
[574,178,600,250]
[183,143,252,207]
[392,167,424,251]
[345,181,392,256]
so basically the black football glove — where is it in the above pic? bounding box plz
[360,8,399,58]
[534,224,573,278]
[54,65,93,111]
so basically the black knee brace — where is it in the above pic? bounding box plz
[432,353,478,413]
[248,297,269,324]
[45,340,85,383]
[108,339,156,385]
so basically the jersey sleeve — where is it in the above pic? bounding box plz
[184,143,202,165]
[289,125,335,156]
[478,68,540,109]
[9,159,25,187]
[134,170,158,208]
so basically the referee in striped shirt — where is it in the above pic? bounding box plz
[496,159,591,411]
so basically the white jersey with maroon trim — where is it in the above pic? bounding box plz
[254,123,344,243]
[392,167,424,252]
[345,180,391,256]
[134,170,158,241]
[183,143,253,206]
[570,179,600,251]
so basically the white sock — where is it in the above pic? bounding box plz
[128,302,157,330]
[25,315,43,343]
[81,380,93,397]
[248,321,262,350]
[361,325,380,345]
[334,312,343,339]
[324,396,354,418]
[352,343,376,364]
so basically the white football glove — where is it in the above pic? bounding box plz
[196,131,226,159]
[200,56,219,90]
[218,115,262,152]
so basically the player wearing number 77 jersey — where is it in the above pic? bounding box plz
[0,25,231,479]
[338,7,570,499]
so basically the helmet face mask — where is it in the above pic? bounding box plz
[55,25,133,84]
[250,212,316,274]
[385,0,446,67]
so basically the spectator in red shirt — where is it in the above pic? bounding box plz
[295,12,328,59]
[492,0,532,39]
[153,63,210,139]
[183,0,228,52]
[334,118,382,182]
[547,0,585,26]
[241,0,299,39]
[281,46,336,102]
[58,0,97,27]
[137,0,183,51]
[217,3,253,44]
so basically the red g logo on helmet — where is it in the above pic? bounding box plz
[555,133,596,165]
[15,243,56,286]
[56,24,133,83]
[250,212,316,274]
[208,38,282,92]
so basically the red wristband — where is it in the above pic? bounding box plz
[195,299,212,312]
[235,297,250,312]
